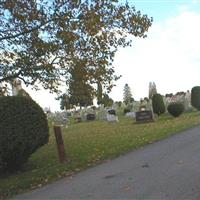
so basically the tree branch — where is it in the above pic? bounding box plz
[0,20,52,42]
[0,71,22,83]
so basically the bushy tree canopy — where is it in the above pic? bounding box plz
[0,0,152,93]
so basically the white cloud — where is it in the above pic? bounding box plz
[110,10,200,101]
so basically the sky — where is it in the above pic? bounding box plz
[26,0,200,111]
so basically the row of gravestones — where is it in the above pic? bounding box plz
[46,107,154,127]
[75,109,119,123]
[46,109,119,127]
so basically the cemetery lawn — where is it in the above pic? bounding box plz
[1,111,200,199]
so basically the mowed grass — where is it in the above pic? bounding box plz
[1,111,200,199]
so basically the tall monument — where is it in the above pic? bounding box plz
[149,82,157,99]
[11,79,22,96]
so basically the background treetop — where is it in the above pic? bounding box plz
[0,0,152,93]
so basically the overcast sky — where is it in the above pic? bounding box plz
[26,0,200,111]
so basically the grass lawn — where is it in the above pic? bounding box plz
[1,111,200,199]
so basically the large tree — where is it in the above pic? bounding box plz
[0,0,152,93]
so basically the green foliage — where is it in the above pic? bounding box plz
[152,93,166,116]
[165,93,173,98]
[59,94,72,110]
[0,1,152,93]
[101,94,113,107]
[191,86,200,110]
[69,63,94,108]
[0,96,49,173]
[118,101,122,107]
[60,62,94,109]
[167,102,184,117]
[124,107,131,114]
[123,84,133,105]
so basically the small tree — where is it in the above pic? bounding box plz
[152,93,166,116]
[123,84,133,105]
[191,86,200,110]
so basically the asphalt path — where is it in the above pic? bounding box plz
[14,126,200,200]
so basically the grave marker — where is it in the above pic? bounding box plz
[135,110,154,123]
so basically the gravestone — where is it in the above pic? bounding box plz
[125,112,135,118]
[86,113,96,121]
[74,116,82,123]
[107,109,116,115]
[97,107,107,120]
[52,112,69,128]
[107,109,118,122]
[135,110,154,123]
[107,114,119,122]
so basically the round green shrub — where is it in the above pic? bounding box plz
[152,93,166,116]
[0,96,49,173]
[167,102,184,117]
[191,86,200,110]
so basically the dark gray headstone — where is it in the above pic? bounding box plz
[135,110,154,123]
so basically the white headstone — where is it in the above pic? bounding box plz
[106,114,119,122]
[125,112,135,118]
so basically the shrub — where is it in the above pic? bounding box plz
[0,96,49,173]
[152,93,166,116]
[124,107,130,114]
[167,102,184,117]
[191,86,200,110]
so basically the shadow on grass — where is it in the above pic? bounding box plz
[0,162,37,179]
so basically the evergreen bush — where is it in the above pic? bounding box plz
[152,93,166,116]
[0,96,49,173]
[191,86,200,110]
[167,102,184,117]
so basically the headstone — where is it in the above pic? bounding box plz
[125,112,135,118]
[53,112,69,128]
[97,107,107,120]
[107,114,119,122]
[86,113,96,121]
[11,79,22,96]
[74,115,82,123]
[135,110,154,123]
[107,109,116,115]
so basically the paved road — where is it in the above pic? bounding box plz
[15,126,200,200]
